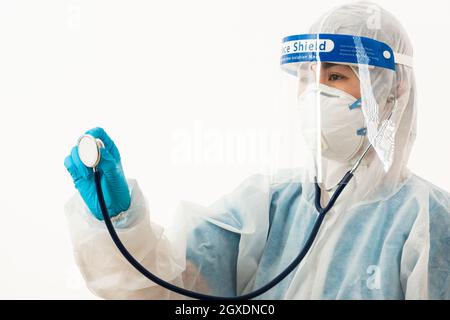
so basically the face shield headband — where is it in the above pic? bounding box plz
[280,33,413,75]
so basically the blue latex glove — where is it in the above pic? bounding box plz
[64,127,131,220]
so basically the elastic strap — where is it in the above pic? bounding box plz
[394,52,414,68]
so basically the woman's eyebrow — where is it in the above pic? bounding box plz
[322,63,340,69]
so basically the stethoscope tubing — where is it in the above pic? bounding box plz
[94,169,353,300]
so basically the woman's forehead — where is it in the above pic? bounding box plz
[310,62,354,72]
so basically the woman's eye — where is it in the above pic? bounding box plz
[329,74,344,81]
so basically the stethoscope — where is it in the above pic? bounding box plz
[76,110,392,300]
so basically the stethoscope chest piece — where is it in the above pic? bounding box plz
[77,134,105,169]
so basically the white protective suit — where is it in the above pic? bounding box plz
[65,1,450,299]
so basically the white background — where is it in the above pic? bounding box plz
[0,0,448,299]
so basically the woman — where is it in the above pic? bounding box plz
[64,1,450,299]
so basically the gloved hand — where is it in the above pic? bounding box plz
[64,127,131,220]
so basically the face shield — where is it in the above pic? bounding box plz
[280,34,413,184]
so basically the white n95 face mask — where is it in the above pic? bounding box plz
[298,84,367,162]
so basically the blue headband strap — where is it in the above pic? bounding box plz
[280,34,403,76]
